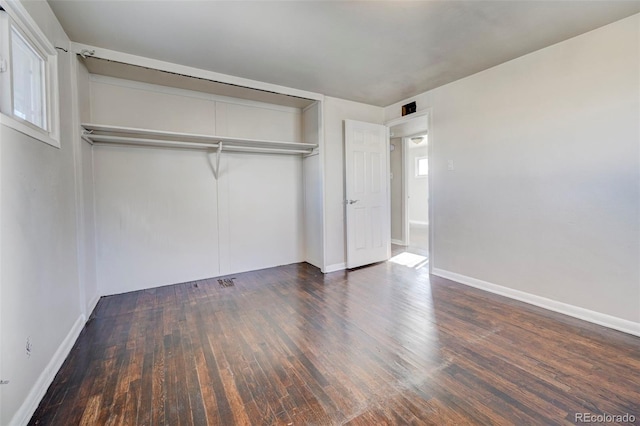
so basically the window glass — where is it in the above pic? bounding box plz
[417,157,428,176]
[11,27,47,130]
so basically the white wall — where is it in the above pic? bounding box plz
[303,102,324,268]
[68,56,99,319]
[219,153,304,275]
[216,102,301,142]
[77,60,91,123]
[89,75,303,141]
[323,97,384,270]
[385,14,640,326]
[408,140,429,225]
[90,77,306,294]
[93,146,221,294]
[0,2,86,424]
[90,76,216,134]
[79,134,98,309]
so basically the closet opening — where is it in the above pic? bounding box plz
[73,50,326,296]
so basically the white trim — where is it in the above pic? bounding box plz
[70,54,89,320]
[89,74,304,114]
[385,111,429,128]
[432,268,640,337]
[402,137,410,245]
[409,220,429,227]
[301,101,324,269]
[317,102,327,274]
[0,1,53,56]
[303,101,324,113]
[86,294,100,319]
[71,42,324,102]
[10,314,86,426]
[391,239,406,246]
[323,263,346,273]
[0,86,3,426]
[0,113,59,148]
[386,125,392,264]
[425,108,434,275]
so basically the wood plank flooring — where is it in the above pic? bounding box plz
[30,255,640,425]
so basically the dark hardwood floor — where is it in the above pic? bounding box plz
[30,251,640,425]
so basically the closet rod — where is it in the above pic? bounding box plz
[88,135,219,150]
[223,145,313,155]
[82,123,316,150]
[88,135,314,155]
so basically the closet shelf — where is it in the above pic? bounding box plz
[81,123,318,155]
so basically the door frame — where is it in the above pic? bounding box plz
[386,109,432,273]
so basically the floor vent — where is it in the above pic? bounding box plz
[218,278,236,288]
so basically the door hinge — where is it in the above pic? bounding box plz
[0,57,7,73]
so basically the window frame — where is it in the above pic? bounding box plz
[0,1,60,148]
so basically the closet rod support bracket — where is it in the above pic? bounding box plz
[214,142,223,179]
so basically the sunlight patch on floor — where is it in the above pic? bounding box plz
[389,252,429,268]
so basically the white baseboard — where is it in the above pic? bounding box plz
[323,262,346,273]
[11,314,86,426]
[391,239,406,246]
[432,268,640,337]
[86,293,100,318]
[409,220,429,227]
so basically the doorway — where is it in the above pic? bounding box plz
[405,134,429,256]
[388,112,430,267]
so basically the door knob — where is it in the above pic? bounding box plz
[346,199,359,205]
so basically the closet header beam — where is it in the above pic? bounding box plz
[71,42,325,102]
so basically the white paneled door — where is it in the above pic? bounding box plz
[345,119,391,269]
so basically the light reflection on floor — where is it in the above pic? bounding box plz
[388,252,429,269]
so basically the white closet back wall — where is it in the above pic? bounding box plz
[87,75,307,295]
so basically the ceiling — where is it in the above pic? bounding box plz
[48,1,640,107]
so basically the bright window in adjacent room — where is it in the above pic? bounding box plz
[416,156,428,177]
[0,6,59,147]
